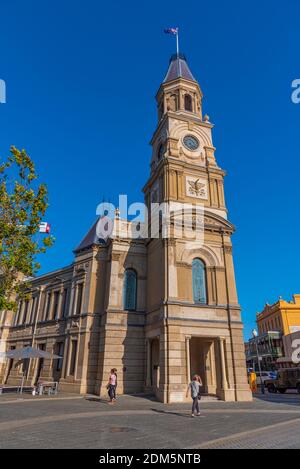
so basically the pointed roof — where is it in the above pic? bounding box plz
[74,218,106,253]
[163,53,196,83]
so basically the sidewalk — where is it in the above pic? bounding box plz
[0,391,84,404]
[0,393,299,448]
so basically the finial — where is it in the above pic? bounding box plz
[203,114,210,123]
[115,207,120,219]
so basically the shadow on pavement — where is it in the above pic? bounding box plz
[150,408,192,418]
[85,397,109,404]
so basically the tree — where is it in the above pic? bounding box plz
[0,146,54,311]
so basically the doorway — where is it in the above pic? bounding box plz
[189,337,221,395]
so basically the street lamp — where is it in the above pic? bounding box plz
[252,329,265,394]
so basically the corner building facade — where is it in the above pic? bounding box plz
[0,53,252,402]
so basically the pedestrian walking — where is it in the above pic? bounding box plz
[107,368,117,404]
[186,374,203,417]
[248,369,257,393]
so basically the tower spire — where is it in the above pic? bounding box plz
[163,53,196,83]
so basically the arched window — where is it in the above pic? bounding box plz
[168,94,177,111]
[123,269,137,310]
[184,94,193,112]
[192,259,207,304]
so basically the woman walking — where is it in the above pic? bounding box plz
[107,368,117,404]
[186,374,202,417]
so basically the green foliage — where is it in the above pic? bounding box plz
[0,146,54,311]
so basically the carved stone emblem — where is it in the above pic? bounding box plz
[186,177,208,199]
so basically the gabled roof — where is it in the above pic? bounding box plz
[163,53,196,83]
[74,218,106,253]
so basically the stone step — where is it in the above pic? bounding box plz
[199,394,220,401]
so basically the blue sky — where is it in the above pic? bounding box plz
[0,0,299,339]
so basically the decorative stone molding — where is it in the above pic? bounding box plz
[167,137,179,157]
[167,239,176,247]
[111,252,121,262]
[170,121,211,148]
[176,261,191,268]
[179,244,220,267]
[47,276,65,285]
[203,212,235,235]
[204,145,217,166]
[74,263,88,276]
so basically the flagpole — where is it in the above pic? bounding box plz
[176,29,181,75]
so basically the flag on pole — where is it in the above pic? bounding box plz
[164,27,179,56]
[164,28,178,35]
[39,222,51,234]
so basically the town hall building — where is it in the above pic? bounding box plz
[0,52,252,402]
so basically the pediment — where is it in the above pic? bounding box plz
[169,208,235,234]
[204,211,235,234]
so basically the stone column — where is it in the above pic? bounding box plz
[185,336,191,384]
[57,286,64,320]
[68,281,77,317]
[168,241,178,298]
[61,336,70,379]
[157,363,160,389]
[178,89,182,110]
[217,180,225,207]
[218,337,228,390]
[203,341,214,393]
[108,252,121,308]
[146,339,151,387]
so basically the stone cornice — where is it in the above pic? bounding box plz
[164,300,241,310]
[28,265,73,285]
[155,76,203,100]
[105,308,146,315]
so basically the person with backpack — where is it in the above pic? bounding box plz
[186,374,203,417]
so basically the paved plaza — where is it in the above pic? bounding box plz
[0,392,299,449]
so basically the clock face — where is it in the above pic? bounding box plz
[183,135,199,151]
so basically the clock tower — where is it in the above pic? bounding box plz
[143,53,252,403]
[145,52,225,215]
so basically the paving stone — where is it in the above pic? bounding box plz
[0,393,299,448]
